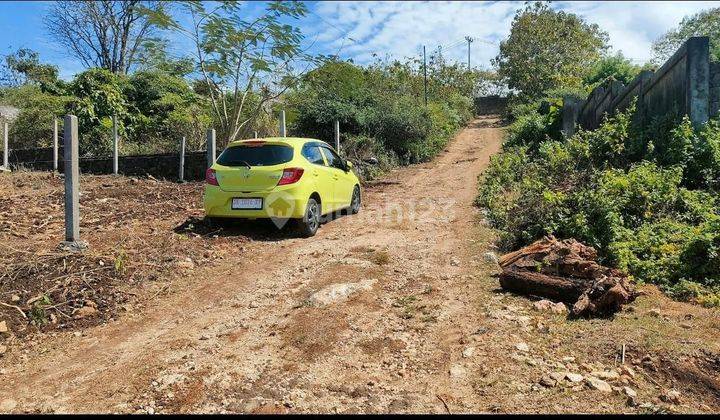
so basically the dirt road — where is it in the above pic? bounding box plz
[2,117,719,413]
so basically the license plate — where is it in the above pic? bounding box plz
[231,198,263,210]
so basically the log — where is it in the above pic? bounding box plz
[497,236,638,317]
[499,269,587,304]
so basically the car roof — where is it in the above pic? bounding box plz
[229,137,331,148]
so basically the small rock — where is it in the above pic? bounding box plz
[586,376,612,392]
[307,279,377,306]
[176,258,195,271]
[515,342,530,353]
[146,406,155,415]
[462,347,475,358]
[73,331,82,337]
[514,316,532,328]
[0,321,7,333]
[591,370,620,381]
[248,301,259,309]
[450,257,460,266]
[533,300,553,312]
[199,334,210,341]
[533,300,567,314]
[680,322,692,329]
[540,375,557,388]
[483,252,499,264]
[549,372,565,382]
[660,389,681,404]
[0,399,17,411]
[562,356,576,363]
[0,345,6,355]
[648,308,662,317]
[449,364,467,378]
[618,365,636,378]
[623,386,637,398]
[73,305,98,319]
[565,373,584,383]
[580,363,594,372]
[10,295,20,303]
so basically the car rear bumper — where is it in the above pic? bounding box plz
[204,185,307,219]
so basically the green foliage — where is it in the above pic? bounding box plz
[505,99,563,151]
[494,1,608,101]
[478,104,720,304]
[583,52,644,90]
[149,0,313,145]
[0,48,62,93]
[66,68,126,156]
[652,7,720,63]
[0,84,71,149]
[288,59,473,164]
[122,71,211,153]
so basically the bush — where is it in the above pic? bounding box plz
[288,59,474,171]
[1,85,71,149]
[477,103,720,305]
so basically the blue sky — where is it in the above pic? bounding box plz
[0,1,717,80]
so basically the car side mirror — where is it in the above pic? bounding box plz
[345,160,353,171]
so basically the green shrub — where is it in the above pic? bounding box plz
[477,102,720,300]
[288,59,474,169]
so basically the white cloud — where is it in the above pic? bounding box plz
[305,0,719,67]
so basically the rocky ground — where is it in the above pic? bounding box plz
[0,116,718,413]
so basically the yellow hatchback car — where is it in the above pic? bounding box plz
[204,137,361,237]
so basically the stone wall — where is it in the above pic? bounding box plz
[9,148,208,181]
[710,61,720,117]
[474,95,508,115]
[566,37,717,133]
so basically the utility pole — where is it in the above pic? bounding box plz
[423,45,428,107]
[465,36,474,70]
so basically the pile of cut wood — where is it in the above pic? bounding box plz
[498,236,638,317]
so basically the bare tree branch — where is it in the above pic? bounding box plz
[44,0,161,74]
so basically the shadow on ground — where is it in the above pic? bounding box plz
[174,210,355,242]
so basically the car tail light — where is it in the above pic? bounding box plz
[205,168,219,186]
[277,167,304,185]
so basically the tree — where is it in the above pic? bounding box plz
[0,48,60,89]
[583,52,644,90]
[652,7,720,63]
[493,2,608,101]
[44,1,164,74]
[134,38,195,77]
[146,1,316,145]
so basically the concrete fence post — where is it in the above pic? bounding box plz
[2,122,8,169]
[62,115,84,249]
[112,115,119,175]
[207,129,216,168]
[334,120,340,152]
[53,118,59,172]
[687,36,710,127]
[179,136,186,182]
[279,110,286,137]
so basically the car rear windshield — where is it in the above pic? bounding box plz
[216,144,294,167]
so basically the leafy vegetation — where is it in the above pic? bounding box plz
[478,103,720,307]
[493,1,608,101]
[286,58,475,166]
[652,7,720,63]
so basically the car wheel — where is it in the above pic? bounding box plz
[205,216,228,228]
[350,186,361,215]
[296,198,320,237]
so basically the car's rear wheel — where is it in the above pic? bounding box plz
[350,186,361,215]
[205,216,230,228]
[296,197,320,237]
